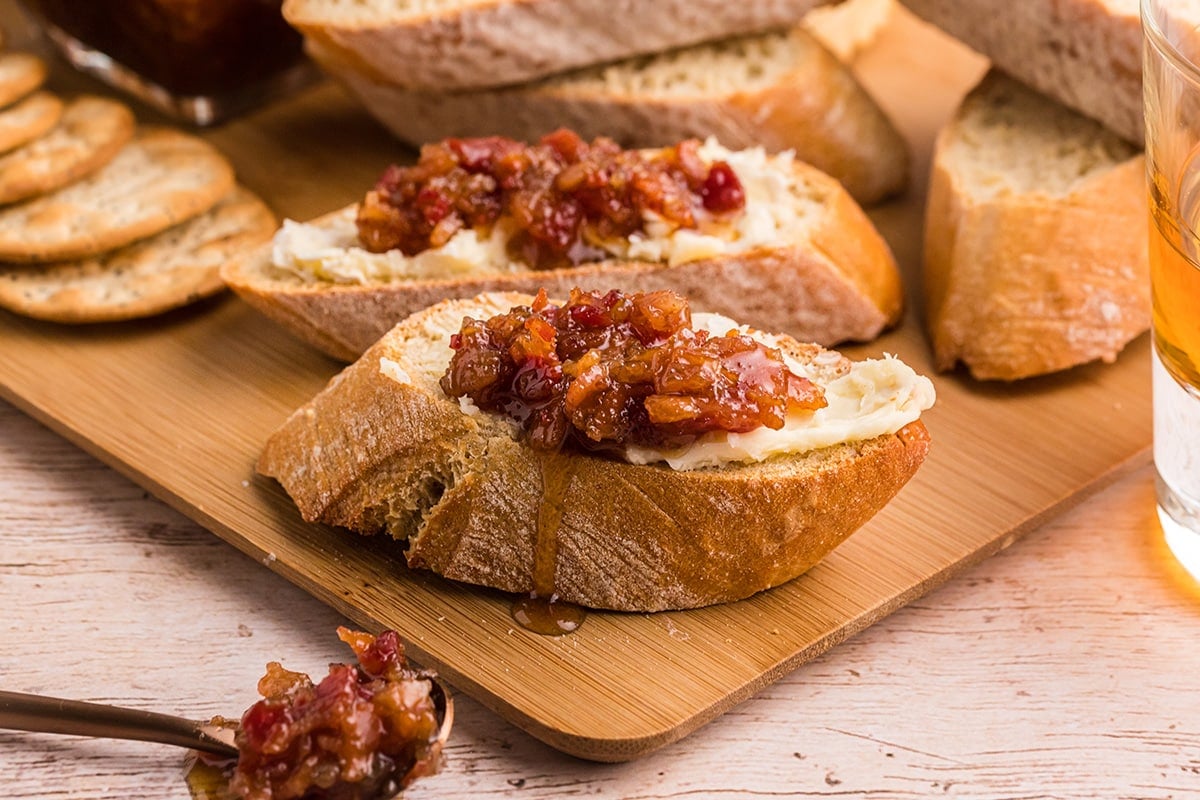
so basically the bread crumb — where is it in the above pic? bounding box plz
[379,356,410,385]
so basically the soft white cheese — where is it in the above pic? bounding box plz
[620,312,936,470]
[623,355,935,470]
[269,140,805,283]
[271,208,521,284]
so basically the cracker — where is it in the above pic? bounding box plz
[0,186,275,322]
[0,53,46,109]
[0,126,235,263]
[0,91,63,154]
[0,95,134,205]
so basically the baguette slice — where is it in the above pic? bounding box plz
[259,292,933,612]
[223,149,904,362]
[284,0,838,91]
[309,24,909,205]
[898,0,1142,143]
[923,70,1148,381]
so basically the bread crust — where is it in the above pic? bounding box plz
[285,0,838,90]
[259,294,931,612]
[923,86,1149,381]
[899,0,1142,142]
[223,159,903,362]
[306,27,909,204]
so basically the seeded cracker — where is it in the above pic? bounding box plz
[0,187,275,322]
[0,92,62,154]
[0,96,134,205]
[0,126,235,262]
[0,53,46,109]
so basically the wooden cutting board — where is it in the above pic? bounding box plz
[0,8,1152,762]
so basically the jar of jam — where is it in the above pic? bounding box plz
[19,0,316,125]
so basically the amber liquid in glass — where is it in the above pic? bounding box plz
[1149,155,1200,576]
[1151,171,1200,389]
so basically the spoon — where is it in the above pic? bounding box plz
[0,689,239,758]
[0,679,453,763]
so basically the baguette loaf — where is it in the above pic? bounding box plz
[223,141,904,362]
[898,0,1142,143]
[924,70,1148,381]
[308,24,909,205]
[283,0,839,91]
[259,292,934,612]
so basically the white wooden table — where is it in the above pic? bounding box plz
[2,393,1198,798]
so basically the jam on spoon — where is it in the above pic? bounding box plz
[227,627,448,800]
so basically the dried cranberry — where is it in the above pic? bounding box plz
[700,161,745,214]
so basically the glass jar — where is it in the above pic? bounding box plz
[20,0,316,125]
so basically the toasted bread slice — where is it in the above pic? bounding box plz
[223,146,903,362]
[284,0,838,91]
[899,0,1142,142]
[923,70,1148,381]
[309,24,909,205]
[259,292,934,612]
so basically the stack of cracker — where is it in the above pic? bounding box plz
[0,47,276,323]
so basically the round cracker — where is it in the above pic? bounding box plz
[0,91,63,154]
[0,95,134,205]
[0,126,235,263]
[0,53,46,109]
[0,186,275,323]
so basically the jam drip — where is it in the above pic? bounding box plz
[229,628,442,800]
[511,452,587,636]
[355,129,746,270]
[440,288,827,454]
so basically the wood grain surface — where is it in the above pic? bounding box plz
[0,2,1160,765]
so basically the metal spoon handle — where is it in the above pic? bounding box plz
[0,690,238,758]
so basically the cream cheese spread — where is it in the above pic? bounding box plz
[621,312,936,470]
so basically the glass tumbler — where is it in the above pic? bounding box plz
[1144,0,1200,575]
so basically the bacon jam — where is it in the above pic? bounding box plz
[439,288,827,453]
[229,628,444,800]
[355,130,746,271]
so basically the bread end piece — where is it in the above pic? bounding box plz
[259,294,930,611]
[923,70,1148,382]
